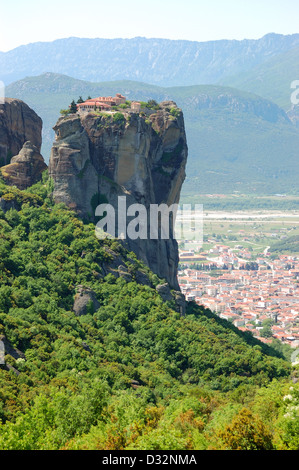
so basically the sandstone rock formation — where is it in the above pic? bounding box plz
[0,98,42,167]
[49,102,188,289]
[1,141,47,190]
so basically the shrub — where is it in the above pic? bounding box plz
[215,408,274,450]
[170,107,181,118]
[113,112,126,125]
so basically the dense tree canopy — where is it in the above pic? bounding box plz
[0,173,297,450]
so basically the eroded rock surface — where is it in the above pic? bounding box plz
[49,102,188,289]
[1,141,47,189]
[73,285,100,316]
[0,98,42,167]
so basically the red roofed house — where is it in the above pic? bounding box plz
[77,93,126,113]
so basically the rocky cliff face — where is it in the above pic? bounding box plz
[0,98,42,167]
[1,141,47,190]
[49,102,188,289]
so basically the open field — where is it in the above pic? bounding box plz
[178,209,299,258]
[180,194,299,211]
[203,211,299,219]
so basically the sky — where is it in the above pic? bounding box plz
[0,0,299,52]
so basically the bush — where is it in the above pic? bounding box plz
[215,408,274,450]
[146,100,160,110]
[170,107,181,118]
[113,112,126,125]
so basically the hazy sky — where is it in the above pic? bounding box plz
[1,0,299,52]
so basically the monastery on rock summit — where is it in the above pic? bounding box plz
[77,94,141,113]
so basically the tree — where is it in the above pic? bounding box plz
[77,96,84,103]
[275,387,299,450]
[146,100,159,110]
[216,408,274,450]
[260,319,274,338]
[113,112,125,125]
[69,100,78,114]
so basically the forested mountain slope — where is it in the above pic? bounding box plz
[220,45,299,110]
[0,175,297,450]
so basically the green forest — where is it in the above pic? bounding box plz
[270,234,299,254]
[0,173,298,450]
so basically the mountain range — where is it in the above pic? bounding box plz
[220,45,299,110]
[6,73,299,196]
[1,33,299,196]
[1,33,299,87]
